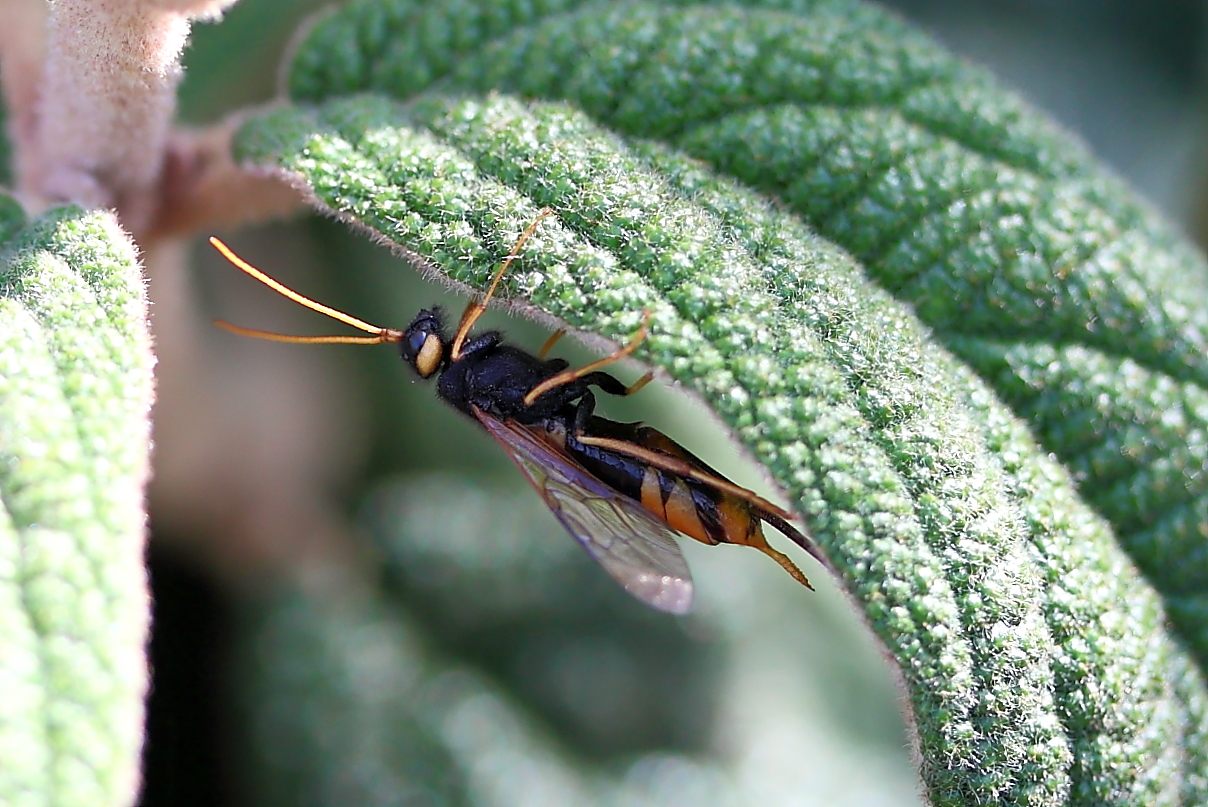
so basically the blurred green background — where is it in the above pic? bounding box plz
[107,0,1208,805]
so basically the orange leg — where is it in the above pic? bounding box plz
[523,311,652,406]
[537,330,565,359]
[450,209,554,361]
[743,532,814,591]
[571,434,794,520]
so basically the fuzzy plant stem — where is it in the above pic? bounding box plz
[30,0,236,229]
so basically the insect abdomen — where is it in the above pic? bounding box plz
[553,416,817,590]
[566,419,766,549]
[638,466,762,548]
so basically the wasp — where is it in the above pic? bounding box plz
[211,211,824,613]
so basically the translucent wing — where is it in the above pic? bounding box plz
[474,409,694,614]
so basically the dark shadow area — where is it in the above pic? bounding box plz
[138,542,233,807]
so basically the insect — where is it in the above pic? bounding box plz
[210,212,824,613]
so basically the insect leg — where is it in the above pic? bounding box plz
[451,209,554,360]
[454,331,504,359]
[537,330,565,358]
[625,372,654,396]
[523,310,651,406]
[568,401,819,589]
[760,510,828,566]
[570,434,791,516]
[738,530,815,591]
[569,390,597,435]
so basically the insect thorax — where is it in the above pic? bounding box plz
[437,343,572,422]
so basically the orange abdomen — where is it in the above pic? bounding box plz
[637,465,763,547]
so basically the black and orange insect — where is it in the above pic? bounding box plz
[210,212,824,613]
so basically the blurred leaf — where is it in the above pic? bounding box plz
[362,474,721,758]
[235,586,467,807]
[177,0,329,123]
[285,0,1208,655]
[0,199,152,807]
[240,474,918,807]
[230,0,1208,804]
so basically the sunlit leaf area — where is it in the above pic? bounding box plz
[159,1,1208,805]
[3,1,1207,806]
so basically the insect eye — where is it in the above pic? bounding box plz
[404,329,428,359]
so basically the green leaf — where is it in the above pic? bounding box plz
[286,0,1208,644]
[234,584,468,807]
[0,199,152,807]
[233,0,1208,804]
[240,473,918,807]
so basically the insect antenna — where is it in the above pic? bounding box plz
[450,208,555,360]
[209,237,402,345]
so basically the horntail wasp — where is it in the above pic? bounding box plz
[211,210,825,614]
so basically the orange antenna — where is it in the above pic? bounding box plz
[450,209,555,360]
[209,236,402,345]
